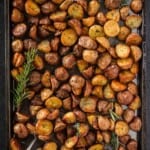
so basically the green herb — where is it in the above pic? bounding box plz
[120,0,129,7]
[111,132,119,150]
[109,109,121,121]
[13,48,37,108]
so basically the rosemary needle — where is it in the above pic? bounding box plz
[13,48,37,108]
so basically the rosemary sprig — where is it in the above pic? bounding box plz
[13,48,37,108]
[111,132,119,150]
[109,109,121,122]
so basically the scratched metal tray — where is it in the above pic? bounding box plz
[0,0,150,149]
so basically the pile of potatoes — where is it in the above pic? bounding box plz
[10,0,143,149]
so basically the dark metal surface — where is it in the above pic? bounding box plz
[0,0,150,149]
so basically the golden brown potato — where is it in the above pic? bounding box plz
[34,55,44,70]
[105,0,121,10]
[102,131,111,143]
[115,43,130,58]
[92,75,108,86]
[74,109,86,123]
[87,114,99,129]
[88,144,104,150]
[41,2,56,14]
[65,136,78,148]
[61,145,73,150]
[10,138,21,150]
[89,25,105,39]
[76,123,89,137]
[15,112,29,123]
[84,80,92,97]
[96,131,103,143]
[63,112,76,124]
[50,11,67,22]
[130,0,143,13]
[25,0,40,16]
[92,86,103,98]
[128,82,138,95]
[29,25,37,40]
[115,121,129,136]
[83,50,98,64]
[12,52,25,67]
[54,22,67,30]
[119,71,135,83]
[96,12,107,25]
[36,120,53,136]
[114,103,123,116]
[38,40,51,53]
[36,108,49,120]
[68,19,82,35]
[104,20,120,37]
[117,58,133,70]
[45,96,62,109]
[126,33,142,45]
[106,9,120,22]
[130,45,142,62]
[126,15,142,29]
[118,26,131,41]
[41,70,51,88]
[61,29,77,46]
[60,0,73,10]
[129,96,141,110]
[68,3,84,20]
[129,117,142,131]
[88,0,100,16]
[130,63,139,74]
[98,116,110,131]
[111,80,127,92]
[120,6,130,21]
[123,109,135,123]
[11,8,24,23]
[96,37,110,49]
[104,84,115,99]
[11,39,23,52]
[80,97,97,113]
[82,17,95,27]
[97,52,112,70]
[109,119,115,131]
[13,0,24,11]
[43,142,57,150]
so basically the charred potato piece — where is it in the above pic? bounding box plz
[126,15,142,29]
[130,0,143,13]
[68,3,84,20]
[120,6,130,21]
[115,121,129,136]
[118,26,130,41]
[104,20,120,37]
[82,17,95,27]
[105,0,121,10]
[88,0,100,16]
[126,33,142,45]
[106,9,120,22]
[61,29,77,46]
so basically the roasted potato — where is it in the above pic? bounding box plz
[128,82,138,95]
[111,80,127,92]
[129,117,142,131]
[60,0,73,10]
[55,67,69,81]
[82,17,95,27]
[63,112,76,124]
[92,75,108,86]
[38,40,51,53]
[117,58,133,70]
[41,70,51,88]
[120,6,130,21]
[88,144,104,150]
[130,45,142,62]
[96,12,107,25]
[126,33,142,45]
[10,138,21,150]
[118,26,131,41]
[123,109,135,123]
[96,37,110,49]
[88,0,100,16]
[129,96,141,110]
[43,142,57,150]
[11,8,24,23]
[119,71,135,83]
[106,9,120,22]
[105,0,121,10]
[130,0,143,13]
[65,136,78,149]
[104,84,115,99]
[98,116,110,131]
[92,86,104,98]
[87,114,99,129]
[127,140,138,150]
[41,2,56,14]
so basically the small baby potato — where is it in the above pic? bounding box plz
[119,71,135,83]
[38,40,51,53]
[127,140,137,150]
[115,121,129,136]
[89,25,105,39]
[12,0,24,11]
[34,55,44,70]
[63,112,76,124]
[130,63,139,74]
[130,45,142,62]
[88,144,104,150]
[43,142,57,150]
[104,20,120,37]
[114,103,123,116]
[54,22,67,31]
[97,53,112,70]
[12,53,25,67]
[55,67,69,81]
[65,136,78,149]
[45,52,60,65]
[80,97,97,113]
[96,37,110,49]
[78,36,97,49]
[13,123,29,139]
[106,9,120,22]
[83,50,98,64]
[84,80,92,97]
[29,71,41,86]
[116,43,130,58]
[41,88,53,101]
[120,6,130,21]
[68,3,84,20]
[41,70,51,88]
[45,96,62,109]
[128,82,138,95]
[130,0,143,13]
[126,15,142,29]
[92,75,107,86]
[25,0,40,16]
[118,26,130,41]
[117,90,134,105]
[87,114,99,129]
[29,25,37,40]
[92,86,103,98]
[96,12,107,25]
[102,131,111,143]
[88,0,100,16]
[111,80,127,92]
[36,108,49,120]
[76,123,89,137]
[50,11,67,22]
[11,39,23,53]
[54,118,66,132]
[77,60,88,72]
[129,96,141,110]
[47,109,60,120]
[123,109,135,123]
[68,19,82,35]
[36,120,53,136]
[107,47,117,58]
[129,117,142,131]
[10,138,21,150]
[11,8,24,23]
[104,84,115,99]
[41,2,56,14]
[61,29,77,46]
[105,0,121,10]
[82,17,95,27]
[117,58,133,70]
[98,116,110,131]
[126,33,142,45]
[60,0,73,10]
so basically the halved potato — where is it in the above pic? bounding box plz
[96,37,110,49]
[82,17,95,27]
[120,6,130,21]
[119,71,135,83]
[111,80,127,92]
[103,84,115,99]
[117,58,133,70]
[104,20,120,37]
[130,45,142,62]
[106,9,120,22]
[92,75,108,86]
[118,26,130,41]
[88,0,100,16]
[126,33,142,45]
[59,0,73,10]
[50,11,67,22]
[130,0,143,13]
